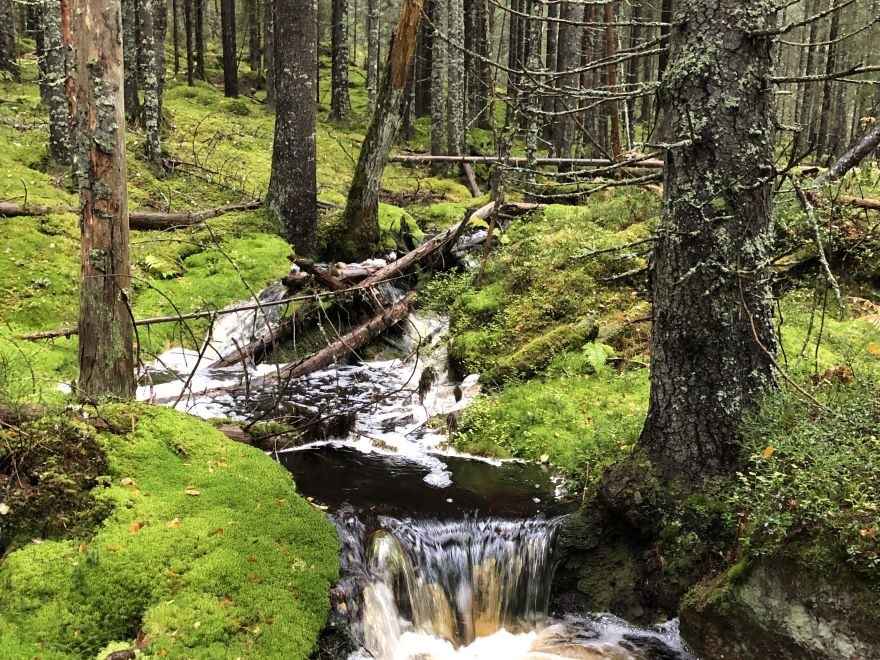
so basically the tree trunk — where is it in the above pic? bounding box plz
[267,0,318,255]
[172,0,180,74]
[0,0,18,78]
[657,0,673,78]
[542,0,557,142]
[331,0,351,120]
[183,0,194,84]
[194,0,206,79]
[247,0,261,77]
[366,0,381,114]
[605,1,621,157]
[446,0,465,156]
[429,0,447,155]
[341,0,426,259]
[637,0,776,479]
[794,0,820,154]
[138,0,164,172]
[122,0,140,121]
[69,0,135,399]
[413,0,428,115]
[220,0,238,96]
[263,0,274,103]
[816,0,841,163]
[40,0,73,165]
[551,1,583,161]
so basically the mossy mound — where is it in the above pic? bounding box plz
[0,405,339,659]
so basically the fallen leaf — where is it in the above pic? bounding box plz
[121,477,135,486]
[166,517,182,528]
[276,498,287,506]
[762,446,776,459]
[78,544,87,553]
[860,525,878,539]
[185,488,201,497]
[539,453,550,463]
[193,621,201,629]
[246,556,258,564]
[0,503,10,515]
[166,570,179,578]
[868,342,880,356]
[129,522,142,533]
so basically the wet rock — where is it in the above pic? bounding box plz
[680,557,880,659]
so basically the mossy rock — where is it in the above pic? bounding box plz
[680,554,880,659]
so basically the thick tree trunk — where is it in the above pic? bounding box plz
[331,0,351,120]
[267,0,318,255]
[263,0,274,103]
[0,0,18,78]
[39,0,73,165]
[220,0,238,96]
[637,0,776,479]
[446,0,465,155]
[138,0,164,172]
[341,0,426,259]
[70,0,135,399]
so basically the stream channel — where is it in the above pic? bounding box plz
[137,267,697,659]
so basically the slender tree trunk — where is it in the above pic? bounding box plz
[331,0,351,119]
[194,0,206,79]
[367,0,383,113]
[628,0,776,481]
[263,0,274,103]
[816,0,841,162]
[172,0,180,75]
[542,0,557,142]
[183,0,194,84]
[446,0,465,155]
[40,0,72,165]
[122,0,140,121]
[627,0,643,140]
[69,0,135,400]
[795,0,820,154]
[247,0,261,76]
[551,1,583,161]
[267,0,318,255]
[605,1,621,157]
[220,0,238,96]
[341,0,426,259]
[0,0,18,79]
[413,0,430,116]
[657,0,673,78]
[429,0,447,155]
[138,0,164,172]
[504,0,520,125]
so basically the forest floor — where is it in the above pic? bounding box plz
[2,42,880,657]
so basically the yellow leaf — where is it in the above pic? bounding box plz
[762,446,776,459]
[539,454,550,463]
[166,570,179,578]
[276,498,287,506]
[78,544,87,553]
[129,522,142,533]
[120,477,135,486]
[166,517,182,528]
[868,342,880,356]
[860,525,878,539]
[185,488,201,497]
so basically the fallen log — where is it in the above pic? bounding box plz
[0,199,264,229]
[387,154,667,169]
[243,292,415,390]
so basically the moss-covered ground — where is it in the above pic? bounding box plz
[0,405,339,659]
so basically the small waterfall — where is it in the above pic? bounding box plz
[337,515,563,658]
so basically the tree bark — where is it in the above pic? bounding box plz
[122,0,140,121]
[816,0,841,163]
[0,0,18,79]
[816,121,880,185]
[340,0,426,260]
[331,0,351,120]
[247,0,261,77]
[267,0,318,255]
[446,0,465,156]
[70,0,135,399]
[429,0,447,156]
[604,1,621,157]
[263,0,274,103]
[138,0,165,171]
[39,0,73,165]
[636,0,776,479]
[220,0,238,96]
[366,0,380,113]
[172,0,180,74]
[194,0,206,79]
[183,0,194,84]
[551,1,583,161]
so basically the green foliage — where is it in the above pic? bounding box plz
[0,406,339,659]
[731,381,880,576]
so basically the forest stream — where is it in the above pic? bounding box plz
[135,271,697,660]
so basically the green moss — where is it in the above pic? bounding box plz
[0,405,339,659]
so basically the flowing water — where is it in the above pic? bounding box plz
[138,271,696,659]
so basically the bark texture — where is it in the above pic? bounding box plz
[138,0,165,171]
[71,0,135,399]
[366,0,379,113]
[446,0,465,155]
[551,1,583,160]
[429,0,447,156]
[263,0,274,103]
[0,0,18,78]
[40,0,73,165]
[340,0,426,259]
[220,0,238,96]
[639,0,777,478]
[331,0,351,120]
[266,0,318,255]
